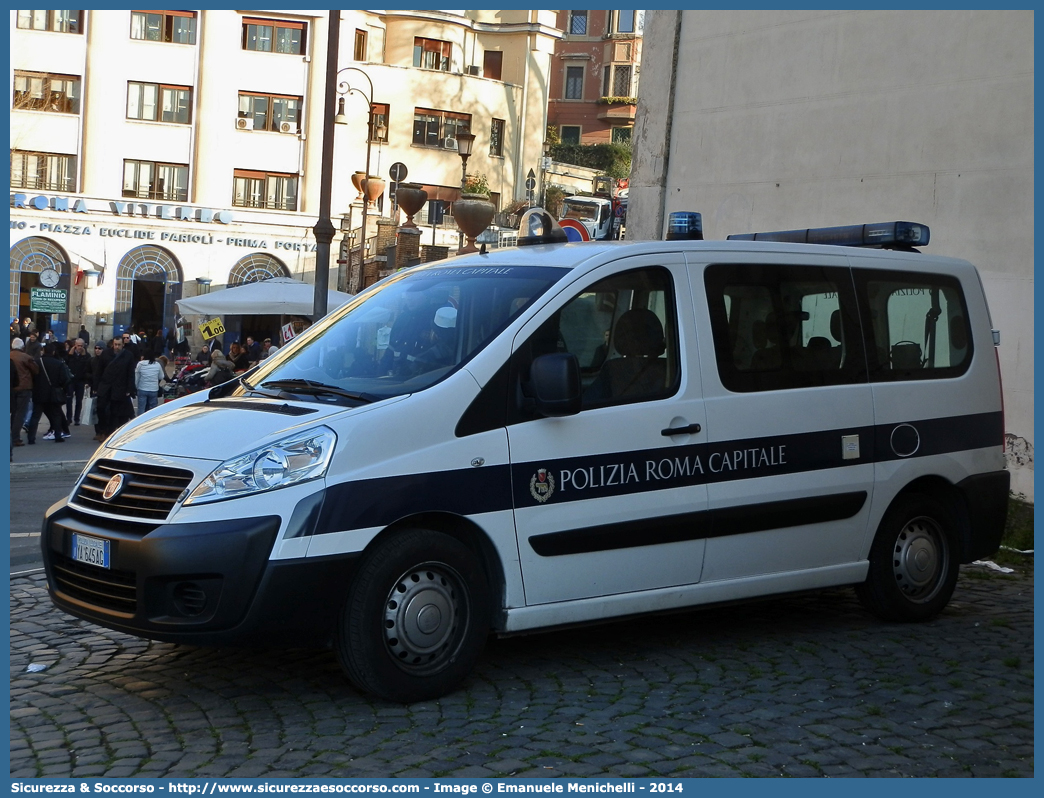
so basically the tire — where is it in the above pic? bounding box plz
[336,529,490,703]
[856,492,960,622]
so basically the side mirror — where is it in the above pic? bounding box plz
[529,353,581,417]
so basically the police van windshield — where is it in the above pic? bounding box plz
[247,265,562,402]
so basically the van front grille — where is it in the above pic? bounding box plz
[74,459,194,521]
[50,553,137,614]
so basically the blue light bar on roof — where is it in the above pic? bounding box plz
[665,211,704,240]
[727,221,930,248]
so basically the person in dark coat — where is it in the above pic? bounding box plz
[89,342,108,439]
[77,325,90,346]
[27,342,70,444]
[10,337,38,447]
[121,331,140,364]
[65,337,91,426]
[96,337,137,439]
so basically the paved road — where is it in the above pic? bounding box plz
[9,474,79,573]
[10,565,1033,778]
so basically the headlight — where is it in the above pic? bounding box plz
[184,426,336,506]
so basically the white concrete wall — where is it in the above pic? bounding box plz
[630,9,1034,498]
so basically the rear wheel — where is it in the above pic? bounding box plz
[856,493,960,622]
[337,529,490,702]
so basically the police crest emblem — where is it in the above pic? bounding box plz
[529,468,555,503]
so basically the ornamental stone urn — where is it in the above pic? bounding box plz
[396,183,428,230]
[351,171,366,201]
[362,176,385,208]
[453,192,495,254]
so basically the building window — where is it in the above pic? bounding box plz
[560,126,581,145]
[489,118,504,157]
[564,66,584,100]
[568,11,587,35]
[123,159,188,202]
[130,10,196,44]
[13,72,80,114]
[370,103,389,142]
[238,92,301,133]
[611,127,632,145]
[612,65,633,96]
[128,82,191,124]
[354,28,367,61]
[243,17,305,54]
[482,50,503,81]
[412,108,471,149]
[614,11,636,34]
[16,10,82,33]
[11,151,77,192]
[233,169,298,211]
[413,37,451,71]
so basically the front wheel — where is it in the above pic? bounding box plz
[856,493,960,622]
[337,529,490,703]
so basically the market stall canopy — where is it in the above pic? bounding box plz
[175,277,353,317]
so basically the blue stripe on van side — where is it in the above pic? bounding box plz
[311,410,1001,537]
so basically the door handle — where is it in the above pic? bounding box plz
[661,423,701,436]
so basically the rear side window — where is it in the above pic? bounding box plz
[705,263,866,392]
[855,269,973,381]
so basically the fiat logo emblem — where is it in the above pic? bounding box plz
[102,473,126,501]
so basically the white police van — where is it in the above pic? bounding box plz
[42,210,1009,702]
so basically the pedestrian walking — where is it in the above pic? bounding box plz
[134,353,165,416]
[65,338,91,426]
[10,338,38,447]
[95,337,136,438]
[27,342,70,444]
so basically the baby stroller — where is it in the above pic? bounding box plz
[171,362,209,397]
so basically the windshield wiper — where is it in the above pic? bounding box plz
[260,379,378,403]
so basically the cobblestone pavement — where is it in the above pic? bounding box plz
[11,565,1033,779]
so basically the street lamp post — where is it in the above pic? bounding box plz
[540,139,552,207]
[311,10,341,320]
[334,66,379,295]
[455,130,476,189]
[454,130,476,251]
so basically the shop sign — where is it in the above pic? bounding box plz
[199,318,226,340]
[29,287,68,314]
[9,193,234,224]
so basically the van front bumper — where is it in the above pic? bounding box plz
[41,501,358,647]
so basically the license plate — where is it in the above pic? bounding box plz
[72,533,110,569]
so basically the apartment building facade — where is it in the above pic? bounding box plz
[547,9,643,146]
[10,9,559,346]
[628,10,1034,497]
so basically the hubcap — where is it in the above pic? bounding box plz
[383,565,465,672]
[891,516,947,602]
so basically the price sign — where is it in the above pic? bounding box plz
[281,322,296,343]
[198,317,226,340]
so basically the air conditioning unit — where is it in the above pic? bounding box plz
[466,65,481,76]
[236,117,254,130]
[443,137,458,150]
[279,121,298,134]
